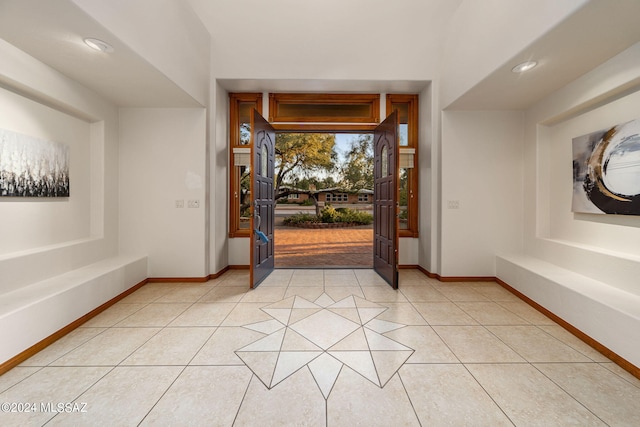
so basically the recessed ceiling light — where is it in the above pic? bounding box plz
[84,38,114,53]
[511,61,537,73]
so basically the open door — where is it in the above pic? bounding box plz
[250,110,276,288]
[373,111,399,289]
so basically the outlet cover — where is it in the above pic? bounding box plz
[188,199,200,208]
[175,200,184,208]
[447,200,460,209]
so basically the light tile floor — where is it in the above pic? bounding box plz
[1,269,640,426]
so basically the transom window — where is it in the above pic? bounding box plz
[269,93,379,124]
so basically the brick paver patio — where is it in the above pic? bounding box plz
[274,226,373,268]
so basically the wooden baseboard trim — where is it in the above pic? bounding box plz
[416,265,438,279]
[147,277,209,283]
[209,265,230,280]
[414,266,495,283]
[496,278,640,381]
[147,266,236,283]
[228,265,249,270]
[398,264,419,269]
[438,276,496,282]
[0,278,148,376]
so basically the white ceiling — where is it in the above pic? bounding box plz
[189,0,460,84]
[0,0,203,107]
[1,0,640,110]
[446,0,640,110]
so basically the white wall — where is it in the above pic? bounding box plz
[119,108,207,278]
[0,87,91,254]
[210,80,230,274]
[440,111,524,277]
[543,91,640,254]
[0,39,119,293]
[399,239,418,265]
[434,0,601,278]
[524,42,640,294]
[418,83,437,272]
[229,238,248,266]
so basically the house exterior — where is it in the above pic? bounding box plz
[281,187,373,205]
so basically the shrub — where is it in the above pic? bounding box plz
[321,206,339,223]
[336,208,373,225]
[300,198,315,206]
[325,206,373,225]
[283,212,320,225]
[282,207,373,226]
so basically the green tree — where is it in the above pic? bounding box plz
[399,168,409,206]
[320,176,337,189]
[294,176,337,191]
[275,133,337,199]
[340,134,373,190]
[239,166,251,218]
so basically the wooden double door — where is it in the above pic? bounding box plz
[249,110,399,289]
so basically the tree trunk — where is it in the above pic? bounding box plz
[312,194,321,216]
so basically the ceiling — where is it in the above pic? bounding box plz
[446,0,640,110]
[1,0,640,110]
[0,0,202,108]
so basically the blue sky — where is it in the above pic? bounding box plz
[334,133,353,163]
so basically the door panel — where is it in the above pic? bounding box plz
[373,112,399,288]
[250,110,275,288]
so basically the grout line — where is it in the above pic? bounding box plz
[530,362,608,425]
[396,368,424,426]
[47,364,119,425]
[461,363,517,426]
[137,365,189,426]
[231,370,255,425]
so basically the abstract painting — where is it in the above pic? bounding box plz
[572,118,640,215]
[0,128,69,197]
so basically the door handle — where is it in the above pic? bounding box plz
[252,201,268,243]
[253,201,261,229]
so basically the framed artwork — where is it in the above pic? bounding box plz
[0,128,69,197]
[572,118,640,215]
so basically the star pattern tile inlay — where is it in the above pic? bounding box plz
[235,293,414,396]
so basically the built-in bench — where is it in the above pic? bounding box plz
[0,255,147,366]
[496,254,640,369]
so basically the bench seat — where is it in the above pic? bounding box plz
[0,255,147,364]
[496,254,640,368]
